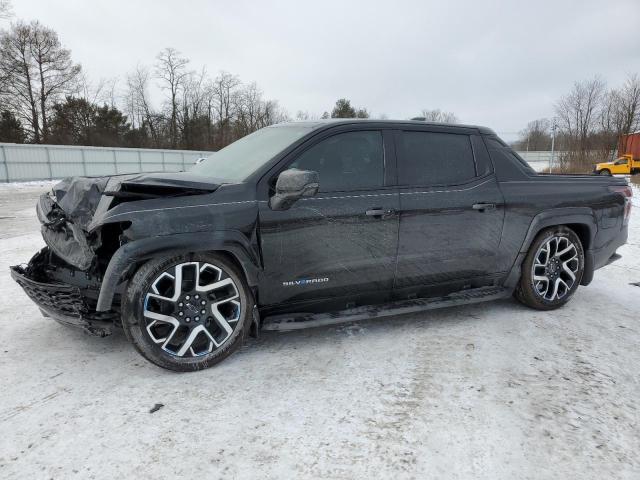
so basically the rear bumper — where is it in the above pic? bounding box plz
[594,224,628,270]
[581,225,628,286]
[10,265,118,337]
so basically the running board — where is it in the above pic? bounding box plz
[261,286,512,331]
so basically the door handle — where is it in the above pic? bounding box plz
[366,208,395,217]
[472,203,496,211]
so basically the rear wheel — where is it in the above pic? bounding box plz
[122,253,252,371]
[515,226,584,310]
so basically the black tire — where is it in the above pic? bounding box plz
[514,226,584,311]
[122,252,252,372]
[599,169,611,175]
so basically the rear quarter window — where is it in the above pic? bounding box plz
[484,136,535,174]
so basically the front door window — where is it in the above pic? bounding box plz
[290,131,384,192]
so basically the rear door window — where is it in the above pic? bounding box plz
[398,131,476,186]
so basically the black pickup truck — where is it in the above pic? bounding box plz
[11,120,631,371]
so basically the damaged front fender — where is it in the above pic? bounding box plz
[36,173,222,271]
[21,172,260,321]
[36,177,109,270]
[95,230,260,312]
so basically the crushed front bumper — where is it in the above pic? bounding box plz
[10,264,118,337]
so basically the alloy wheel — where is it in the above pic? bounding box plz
[143,262,242,357]
[531,236,580,301]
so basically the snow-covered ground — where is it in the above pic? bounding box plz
[0,181,639,479]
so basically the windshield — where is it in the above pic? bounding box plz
[190,125,313,181]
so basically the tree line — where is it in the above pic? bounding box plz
[0,2,474,155]
[0,7,460,151]
[3,1,636,170]
[0,19,293,150]
[514,74,640,171]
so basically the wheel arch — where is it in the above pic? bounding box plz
[503,208,597,289]
[564,222,591,251]
[95,231,260,312]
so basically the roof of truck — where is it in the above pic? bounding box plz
[275,118,496,135]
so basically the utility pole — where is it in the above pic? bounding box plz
[550,119,558,173]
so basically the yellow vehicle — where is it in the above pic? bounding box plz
[594,154,640,175]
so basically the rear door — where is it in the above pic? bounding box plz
[257,128,400,310]
[393,127,505,297]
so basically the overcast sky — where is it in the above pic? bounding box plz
[11,0,640,141]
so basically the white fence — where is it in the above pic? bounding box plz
[0,143,566,182]
[0,143,215,182]
[516,150,566,172]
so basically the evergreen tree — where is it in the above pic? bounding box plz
[331,98,356,118]
[48,96,130,146]
[0,109,25,143]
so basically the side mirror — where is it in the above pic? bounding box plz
[270,168,319,211]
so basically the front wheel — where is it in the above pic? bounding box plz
[598,169,611,175]
[122,253,252,371]
[515,226,584,310]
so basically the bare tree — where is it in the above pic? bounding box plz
[124,65,160,145]
[77,73,118,107]
[29,21,81,141]
[235,82,263,134]
[179,67,211,148]
[210,71,240,146]
[261,99,288,126]
[155,47,189,148]
[617,73,640,134]
[182,68,207,119]
[0,0,13,19]
[0,18,291,149]
[103,76,119,108]
[0,22,39,140]
[418,108,458,123]
[600,89,625,153]
[0,21,80,142]
[516,118,551,151]
[598,74,640,155]
[295,110,322,121]
[555,77,606,155]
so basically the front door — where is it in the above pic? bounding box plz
[393,129,505,297]
[258,129,400,309]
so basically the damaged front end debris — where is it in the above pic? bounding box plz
[13,176,117,336]
[37,176,108,271]
[12,173,220,337]
[10,249,118,337]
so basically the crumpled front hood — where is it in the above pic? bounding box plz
[47,172,220,229]
[37,172,221,271]
[112,172,221,192]
[52,176,110,229]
